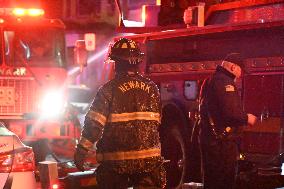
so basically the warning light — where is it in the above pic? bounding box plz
[52,184,59,189]
[12,8,44,17]
[13,8,25,16]
[84,33,96,51]
[27,9,45,17]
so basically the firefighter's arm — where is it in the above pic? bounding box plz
[214,79,248,126]
[74,87,110,171]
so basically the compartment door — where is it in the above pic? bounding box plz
[242,74,284,155]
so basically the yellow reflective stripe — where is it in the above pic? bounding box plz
[108,112,160,123]
[79,137,94,151]
[88,111,107,126]
[96,148,161,161]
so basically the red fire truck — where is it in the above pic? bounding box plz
[109,0,284,188]
[0,4,82,163]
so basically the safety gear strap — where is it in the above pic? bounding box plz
[88,110,107,126]
[96,148,161,161]
[108,112,160,123]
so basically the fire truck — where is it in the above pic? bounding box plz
[108,0,284,188]
[0,4,83,164]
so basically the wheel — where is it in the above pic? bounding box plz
[160,103,189,188]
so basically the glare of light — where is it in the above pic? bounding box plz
[88,47,108,63]
[123,20,144,27]
[12,8,44,17]
[52,184,59,189]
[39,91,64,117]
[68,47,109,76]
[27,9,44,16]
[13,8,25,16]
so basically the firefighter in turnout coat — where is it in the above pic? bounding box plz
[74,38,166,189]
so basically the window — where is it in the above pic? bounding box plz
[4,27,66,68]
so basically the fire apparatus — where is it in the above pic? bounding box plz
[0,4,82,164]
[108,0,284,188]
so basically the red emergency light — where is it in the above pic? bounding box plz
[12,8,44,17]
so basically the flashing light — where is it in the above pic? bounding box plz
[52,184,59,189]
[12,8,25,16]
[12,8,44,17]
[39,90,65,118]
[27,8,44,16]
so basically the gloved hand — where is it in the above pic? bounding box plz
[74,144,88,171]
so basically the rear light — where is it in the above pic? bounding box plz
[0,147,35,172]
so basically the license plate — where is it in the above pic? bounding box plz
[0,87,15,106]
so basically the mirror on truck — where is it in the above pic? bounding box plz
[74,40,88,71]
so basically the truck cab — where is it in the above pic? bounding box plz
[0,4,84,166]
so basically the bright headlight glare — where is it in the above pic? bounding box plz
[40,91,64,117]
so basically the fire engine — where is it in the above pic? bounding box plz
[106,0,284,188]
[0,3,83,164]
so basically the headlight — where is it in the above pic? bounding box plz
[39,91,65,117]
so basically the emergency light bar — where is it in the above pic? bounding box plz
[12,8,44,17]
[0,8,44,17]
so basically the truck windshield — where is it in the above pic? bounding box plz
[4,27,66,68]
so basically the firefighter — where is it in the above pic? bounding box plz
[74,38,166,189]
[198,53,257,189]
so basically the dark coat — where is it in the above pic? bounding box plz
[199,65,248,141]
[81,72,163,174]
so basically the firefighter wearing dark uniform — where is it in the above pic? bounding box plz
[74,38,166,189]
[198,53,257,189]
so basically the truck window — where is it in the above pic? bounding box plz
[4,28,66,68]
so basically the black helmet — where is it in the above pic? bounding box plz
[108,38,144,71]
[223,52,244,69]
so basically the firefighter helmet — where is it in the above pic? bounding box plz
[108,38,144,69]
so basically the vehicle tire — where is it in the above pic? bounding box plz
[160,103,190,189]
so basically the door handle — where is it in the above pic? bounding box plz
[260,107,269,122]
